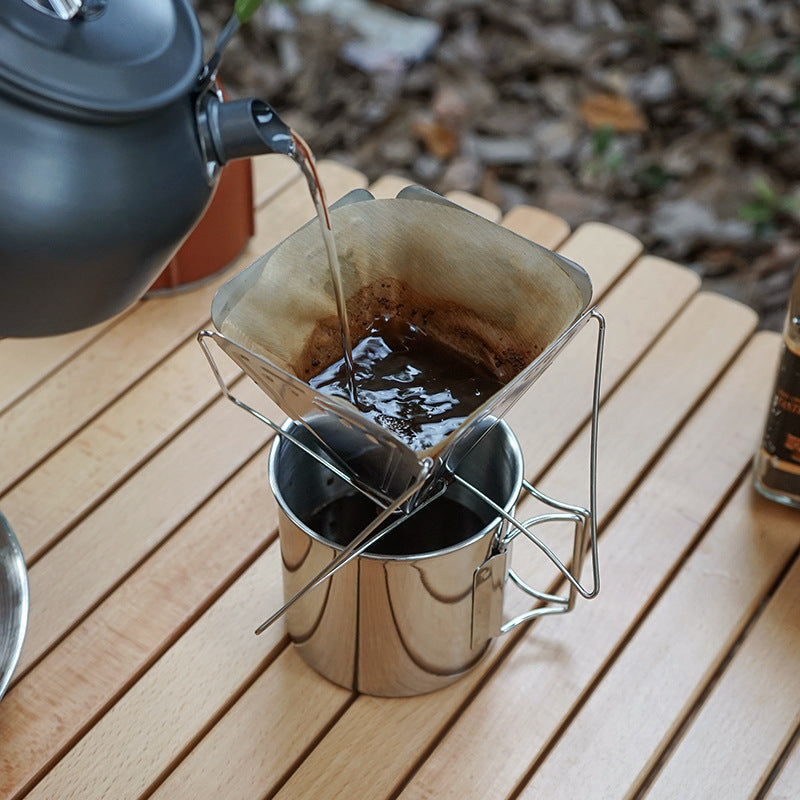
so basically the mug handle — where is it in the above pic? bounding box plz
[470,309,605,648]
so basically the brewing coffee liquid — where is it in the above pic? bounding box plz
[307,492,489,556]
[310,315,504,451]
[289,135,504,453]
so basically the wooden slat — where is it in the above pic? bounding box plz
[249,160,368,256]
[521,400,798,797]
[365,175,504,220]
[15,378,277,678]
[369,174,415,198]
[3,337,240,562]
[557,221,642,299]
[369,176,571,255]
[0,449,277,799]
[0,320,115,415]
[764,730,800,799]
[251,152,301,208]
[22,538,292,800]
[444,190,502,221]
[502,204,571,245]
[369,175,570,256]
[645,538,800,799]
[371,176,570,255]
[388,296,759,800]
[500,206,571,251]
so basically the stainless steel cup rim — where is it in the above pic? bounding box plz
[268,418,523,562]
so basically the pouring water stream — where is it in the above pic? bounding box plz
[289,132,361,407]
[205,0,361,407]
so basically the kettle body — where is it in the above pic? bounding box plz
[0,87,214,336]
[0,0,294,337]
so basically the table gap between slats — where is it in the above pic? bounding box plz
[632,526,800,800]
[762,715,800,798]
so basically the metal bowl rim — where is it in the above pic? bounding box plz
[0,513,29,701]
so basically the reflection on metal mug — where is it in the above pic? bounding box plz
[269,417,596,697]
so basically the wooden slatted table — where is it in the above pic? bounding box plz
[1,156,799,800]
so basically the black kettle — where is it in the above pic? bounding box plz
[0,0,294,337]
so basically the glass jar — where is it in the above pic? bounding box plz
[753,265,800,509]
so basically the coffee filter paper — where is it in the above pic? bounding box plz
[209,187,592,504]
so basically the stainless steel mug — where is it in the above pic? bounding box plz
[269,419,524,697]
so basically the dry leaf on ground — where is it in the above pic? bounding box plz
[411,116,459,159]
[579,93,648,133]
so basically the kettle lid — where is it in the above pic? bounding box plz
[0,0,203,119]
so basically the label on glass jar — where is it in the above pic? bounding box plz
[763,347,800,465]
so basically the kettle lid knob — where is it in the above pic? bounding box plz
[24,0,84,20]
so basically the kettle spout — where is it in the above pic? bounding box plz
[199,94,295,165]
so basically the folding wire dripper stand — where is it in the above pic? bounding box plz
[198,305,606,641]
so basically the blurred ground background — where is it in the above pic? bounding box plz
[194,0,800,330]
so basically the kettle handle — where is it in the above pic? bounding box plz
[199,0,268,87]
